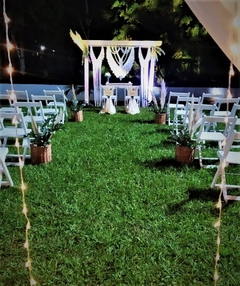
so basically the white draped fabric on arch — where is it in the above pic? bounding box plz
[85,40,162,106]
[185,0,240,71]
[69,31,163,106]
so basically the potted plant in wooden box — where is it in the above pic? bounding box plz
[148,79,167,124]
[65,84,88,122]
[30,111,63,164]
[170,104,201,164]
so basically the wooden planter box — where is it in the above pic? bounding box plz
[72,110,83,122]
[155,113,166,124]
[31,144,52,164]
[175,145,195,164]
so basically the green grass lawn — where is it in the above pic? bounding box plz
[0,107,240,286]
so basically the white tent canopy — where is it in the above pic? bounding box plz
[185,0,240,71]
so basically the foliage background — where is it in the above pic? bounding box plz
[0,0,239,87]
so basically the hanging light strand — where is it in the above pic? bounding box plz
[214,60,235,285]
[2,1,37,285]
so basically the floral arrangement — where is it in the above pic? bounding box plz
[170,99,202,148]
[66,84,88,112]
[148,79,167,113]
[30,111,64,147]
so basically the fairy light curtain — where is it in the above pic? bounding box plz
[90,46,105,106]
[185,0,240,71]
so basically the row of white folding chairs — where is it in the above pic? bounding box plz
[0,111,32,166]
[193,115,238,168]
[167,91,239,125]
[3,89,67,123]
[211,128,240,202]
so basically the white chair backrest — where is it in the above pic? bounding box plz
[43,89,66,103]
[126,86,140,96]
[221,129,240,158]
[192,103,217,116]
[197,115,237,137]
[14,101,45,118]
[167,91,191,104]
[6,89,29,104]
[200,92,224,104]
[31,94,57,107]
[230,103,240,117]
[102,85,116,96]
[0,94,12,106]
[214,97,240,111]
[0,111,29,134]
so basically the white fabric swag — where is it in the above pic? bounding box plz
[185,0,240,71]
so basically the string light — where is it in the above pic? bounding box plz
[214,58,235,285]
[2,0,37,285]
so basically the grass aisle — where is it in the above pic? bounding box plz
[0,107,239,285]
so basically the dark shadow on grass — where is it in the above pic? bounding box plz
[143,158,199,170]
[156,128,172,135]
[167,187,221,215]
[143,158,200,170]
[129,118,155,124]
[188,187,220,201]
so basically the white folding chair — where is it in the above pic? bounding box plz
[43,89,67,123]
[212,97,240,117]
[0,111,31,165]
[0,94,15,112]
[0,147,14,187]
[125,86,140,107]
[173,96,200,133]
[14,101,46,126]
[101,85,117,107]
[167,91,191,126]
[211,130,240,202]
[6,89,29,103]
[195,115,237,168]
[191,103,217,117]
[200,92,224,104]
[31,94,59,118]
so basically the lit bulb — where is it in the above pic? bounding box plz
[22,205,28,215]
[21,183,27,191]
[214,220,220,228]
[30,278,37,285]
[27,221,31,229]
[216,200,222,209]
[229,64,234,76]
[231,44,240,54]
[7,41,13,51]
[214,272,219,281]
[233,16,240,27]
[7,64,13,74]
[3,13,10,23]
[24,241,29,248]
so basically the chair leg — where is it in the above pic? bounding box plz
[197,145,203,168]
[0,150,14,187]
[221,170,228,203]
[211,165,222,188]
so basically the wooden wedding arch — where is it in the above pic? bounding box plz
[70,32,162,106]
